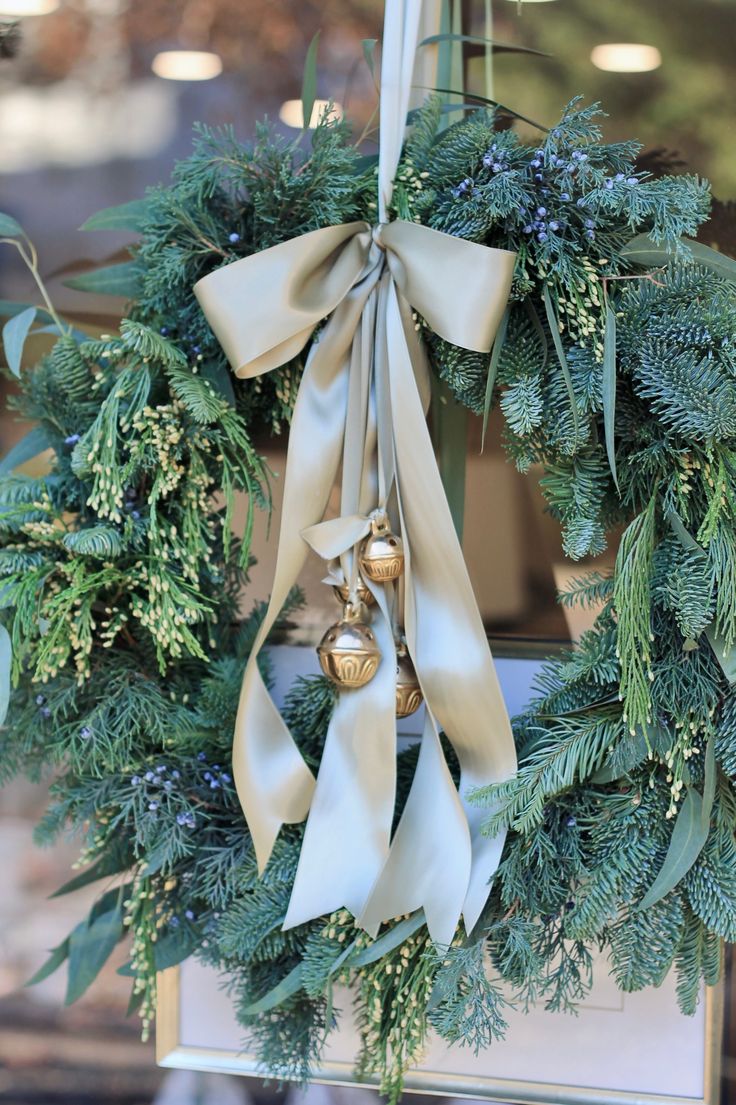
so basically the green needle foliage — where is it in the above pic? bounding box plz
[0,91,733,1103]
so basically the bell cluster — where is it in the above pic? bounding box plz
[316,518,423,718]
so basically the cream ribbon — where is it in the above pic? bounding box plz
[194,0,517,946]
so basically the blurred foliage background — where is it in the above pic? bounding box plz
[483,0,736,197]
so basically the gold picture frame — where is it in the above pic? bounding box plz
[157,957,724,1105]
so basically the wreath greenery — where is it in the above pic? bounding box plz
[1,90,734,1101]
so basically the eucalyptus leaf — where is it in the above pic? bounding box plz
[639,788,709,910]
[25,935,71,987]
[126,986,145,1016]
[590,723,668,784]
[32,323,91,344]
[419,32,549,57]
[3,306,36,377]
[482,304,509,451]
[537,693,620,721]
[201,360,236,407]
[90,885,130,923]
[406,103,485,127]
[435,384,467,540]
[301,32,320,131]
[354,153,379,173]
[701,739,716,835]
[348,911,426,968]
[64,261,142,299]
[0,425,52,476]
[667,508,706,558]
[65,907,124,1005]
[141,836,170,876]
[678,240,736,281]
[0,300,53,324]
[80,198,150,233]
[706,626,736,683]
[362,38,377,77]
[542,285,579,436]
[524,298,548,372]
[326,940,359,979]
[602,302,619,492]
[436,0,452,104]
[619,233,671,268]
[426,87,548,132]
[621,234,736,283]
[245,912,428,1015]
[51,847,131,897]
[0,213,24,239]
[482,0,493,98]
[153,928,198,971]
[448,0,463,127]
[241,962,304,1015]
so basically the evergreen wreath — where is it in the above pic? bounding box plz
[1,89,734,1101]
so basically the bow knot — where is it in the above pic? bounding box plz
[371,222,389,252]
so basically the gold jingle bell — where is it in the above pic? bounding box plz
[332,578,376,607]
[317,604,381,690]
[395,646,423,718]
[360,518,404,583]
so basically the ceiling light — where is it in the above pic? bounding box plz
[0,0,58,13]
[152,50,223,82]
[591,43,662,73]
[279,99,343,129]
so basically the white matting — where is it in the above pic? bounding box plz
[175,954,709,1100]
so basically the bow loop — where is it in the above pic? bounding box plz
[380,220,515,353]
[195,221,372,378]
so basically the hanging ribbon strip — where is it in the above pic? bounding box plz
[194,0,517,946]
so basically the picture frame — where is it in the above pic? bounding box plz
[156,642,725,1105]
[156,955,724,1105]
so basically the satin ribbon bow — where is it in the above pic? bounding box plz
[193,0,517,946]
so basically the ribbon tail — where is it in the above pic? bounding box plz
[358,713,472,946]
[284,279,399,928]
[232,283,380,872]
[302,514,371,561]
[233,653,315,873]
[366,283,517,934]
[284,601,397,927]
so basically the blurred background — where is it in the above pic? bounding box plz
[0,0,734,1102]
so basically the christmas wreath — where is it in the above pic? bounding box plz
[1,48,734,1101]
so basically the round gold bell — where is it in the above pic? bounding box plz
[332,579,376,607]
[317,605,381,690]
[360,520,404,583]
[395,647,423,718]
